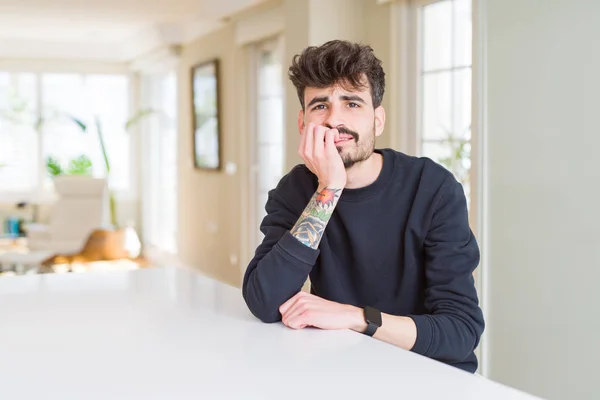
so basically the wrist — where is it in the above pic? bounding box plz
[347,305,368,333]
[319,180,346,189]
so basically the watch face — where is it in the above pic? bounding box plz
[365,306,382,326]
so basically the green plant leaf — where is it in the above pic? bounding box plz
[125,109,155,131]
[0,91,38,126]
[34,116,45,132]
[109,192,118,229]
[94,116,111,174]
[46,156,63,177]
[8,91,28,114]
[65,115,88,132]
[67,154,93,176]
[0,108,26,125]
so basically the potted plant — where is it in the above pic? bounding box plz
[37,111,154,269]
[55,111,154,262]
[46,154,94,177]
[1,91,151,266]
[67,110,153,229]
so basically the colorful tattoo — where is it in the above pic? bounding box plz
[316,188,340,207]
[290,187,342,249]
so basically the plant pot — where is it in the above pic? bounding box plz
[52,175,106,197]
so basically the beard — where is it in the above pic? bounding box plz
[335,125,376,169]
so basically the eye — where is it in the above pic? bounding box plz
[312,104,327,111]
[348,102,360,108]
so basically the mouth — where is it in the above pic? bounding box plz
[334,134,354,145]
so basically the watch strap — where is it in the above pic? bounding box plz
[364,322,379,337]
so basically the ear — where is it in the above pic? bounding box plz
[374,106,386,137]
[297,109,305,134]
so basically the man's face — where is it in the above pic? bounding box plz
[298,80,385,169]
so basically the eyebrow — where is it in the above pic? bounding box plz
[307,96,329,108]
[340,95,367,104]
[306,94,367,108]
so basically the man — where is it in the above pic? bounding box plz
[242,40,484,373]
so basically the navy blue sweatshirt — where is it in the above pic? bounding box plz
[242,148,485,373]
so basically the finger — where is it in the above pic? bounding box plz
[281,293,309,323]
[286,310,311,329]
[279,293,300,316]
[298,122,310,158]
[313,125,328,158]
[282,296,310,325]
[279,291,305,315]
[325,128,339,155]
[298,126,306,156]
[304,122,315,159]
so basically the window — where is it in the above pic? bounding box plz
[141,72,178,254]
[0,71,132,198]
[417,0,472,203]
[0,72,40,194]
[250,37,285,250]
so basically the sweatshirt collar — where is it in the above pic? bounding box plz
[339,148,395,202]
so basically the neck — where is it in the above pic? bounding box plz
[345,152,384,189]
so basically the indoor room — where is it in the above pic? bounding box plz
[0,0,598,399]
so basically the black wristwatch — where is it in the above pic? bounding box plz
[363,306,382,336]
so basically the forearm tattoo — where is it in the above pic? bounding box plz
[290,187,342,249]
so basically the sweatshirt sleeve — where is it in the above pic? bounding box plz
[242,187,320,323]
[408,176,485,365]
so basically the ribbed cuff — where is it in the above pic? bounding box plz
[409,314,433,356]
[275,231,320,269]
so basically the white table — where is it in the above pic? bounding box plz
[0,266,542,400]
[0,250,54,275]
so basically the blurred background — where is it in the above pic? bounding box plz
[0,0,598,399]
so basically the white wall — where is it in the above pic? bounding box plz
[177,24,246,287]
[484,0,600,399]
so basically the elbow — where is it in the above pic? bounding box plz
[242,276,282,324]
[443,308,484,362]
[450,313,485,362]
[416,309,484,364]
[244,295,282,323]
[458,326,480,362]
[250,308,282,323]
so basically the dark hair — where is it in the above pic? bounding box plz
[288,40,385,109]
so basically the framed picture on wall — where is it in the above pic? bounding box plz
[191,59,221,170]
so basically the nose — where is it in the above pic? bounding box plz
[324,103,344,129]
